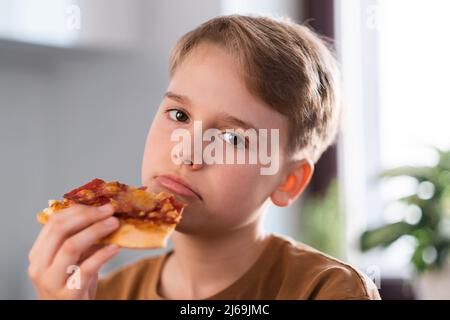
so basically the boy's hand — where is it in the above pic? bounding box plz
[28,204,120,299]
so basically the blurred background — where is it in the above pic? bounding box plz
[0,0,449,299]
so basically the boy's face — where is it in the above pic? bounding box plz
[141,43,290,235]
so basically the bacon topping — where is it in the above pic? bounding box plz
[62,178,185,224]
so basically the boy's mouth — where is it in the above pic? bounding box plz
[154,174,202,201]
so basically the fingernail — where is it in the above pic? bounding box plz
[99,204,113,213]
[103,217,118,227]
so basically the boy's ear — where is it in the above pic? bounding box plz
[270,159,314,207]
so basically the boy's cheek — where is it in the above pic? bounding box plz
[209,169,262,204]
[142,134,171,182]
[215,168,280,211]
[144,124,173,161]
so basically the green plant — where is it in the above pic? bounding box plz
[360,147,450,273]
[301,179,343,259]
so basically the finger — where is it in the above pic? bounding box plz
[88,273,99,300]
[79,244,107,263]
[29,204,114,274]
[49,216,119,286]
[76,244,120,292]
[30,204,114,263]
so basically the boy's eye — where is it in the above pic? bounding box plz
[219,132,246,148]
[167,109,189,122]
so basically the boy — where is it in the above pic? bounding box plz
[28,15,380,300]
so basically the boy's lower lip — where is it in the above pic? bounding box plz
[155,176,200,200]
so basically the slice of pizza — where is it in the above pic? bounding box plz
[37,178,186,249]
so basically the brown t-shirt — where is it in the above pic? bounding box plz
[95,234,381,300]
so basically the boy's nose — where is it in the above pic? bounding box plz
[182,159,203,170]
[177,150,203,171]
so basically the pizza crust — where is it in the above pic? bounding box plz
[100,219,176,249]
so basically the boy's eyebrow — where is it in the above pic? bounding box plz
[216,112,258,131]
[164,91,257,130]
[164,91,191,106]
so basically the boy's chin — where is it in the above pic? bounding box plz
[173,214,227,236]
[173,214,255,238]
[173,216,210,235]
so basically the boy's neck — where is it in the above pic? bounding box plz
[159,218,270,299]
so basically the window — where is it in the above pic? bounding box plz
[337,0,450,277]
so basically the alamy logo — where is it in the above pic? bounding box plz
[170,121,280,175]
[366,265,381,289]
[66,4,81,31]
[66,265,81,290]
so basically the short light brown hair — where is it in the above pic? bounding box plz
[169,15,341,163]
